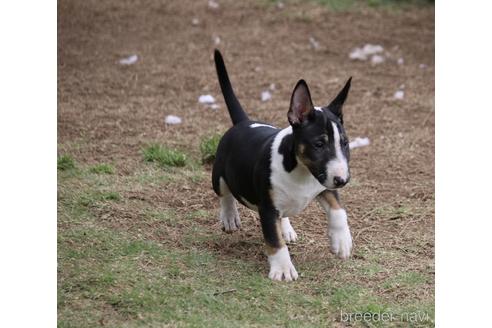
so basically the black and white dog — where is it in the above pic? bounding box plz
[212,50,353,281]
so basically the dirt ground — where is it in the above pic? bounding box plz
[58,0,434,326]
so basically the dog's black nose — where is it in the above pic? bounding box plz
[333,176,346,187]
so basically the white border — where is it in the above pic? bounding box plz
[436,0,492,326]
[0,1,56,326]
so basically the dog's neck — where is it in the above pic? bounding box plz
[277,127,298,172]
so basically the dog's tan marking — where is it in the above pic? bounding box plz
[320,190,341,209]
[297,146,314,168]
[265,244,278,256]
[265,219,285,255]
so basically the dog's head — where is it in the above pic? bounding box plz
[287,78,352,189]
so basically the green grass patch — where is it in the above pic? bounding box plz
[199,134,222,164]
[329,285,366,309]
[58,154,76,171]
[58,161,434,327]
[360,263,384,277]
[58,226,331,326]
[185,209,210,220]
[146,209,179,225]
[365,0,434,7]
[77,191,121,208]
[312,0,433,11]
[315,0,356,11]
[143,144,187,167]
[383,271,428,290]
[89,163,114,174]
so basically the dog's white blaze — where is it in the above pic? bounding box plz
[325,122,349,186]
[250,123,277,129]
[270,127,325,217]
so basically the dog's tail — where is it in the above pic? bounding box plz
[214,49,249,125]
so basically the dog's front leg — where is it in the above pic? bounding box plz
[259,206,298,281]
[317,190,353,259]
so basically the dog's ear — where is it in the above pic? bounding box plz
[288,80,314,126]
[325,77,351,124]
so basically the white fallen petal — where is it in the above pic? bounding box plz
[362,44,384,55]
[371,54,385,65]
[269,83,276,91]
[349,48,368,61]
[210,104,220,110]
[212,35,221,46]
[309,36,320,50]
[394,90,405,100]
[164,115,182,125]
[208,0,219,9]
[261,90,272,102]
[198,95,216,104]
[191,18,200,26]
[397,57,404,65]
[419,63,428,69]
[349,137,370,149]
[349,44,384,61]
[119,54,138,65]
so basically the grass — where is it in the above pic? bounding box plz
[58,154,76,171]
[57,151,434,327]
[315,0,356,11]
[77,191,121,208]
[58,168,434,327]
[312,0,433,11]
[57,160,434,327]
[143,144,187,167]
[59,226,333,327]
[89,163,114,174]
[199,133,222,164]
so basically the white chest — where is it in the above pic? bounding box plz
[270,166,325,217]
[269,126,326,217]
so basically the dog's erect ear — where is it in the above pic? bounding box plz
[288,80,314,126]
[325,77,352,124]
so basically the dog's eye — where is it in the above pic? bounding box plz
[313,140,325,149]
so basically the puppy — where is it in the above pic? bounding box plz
[212,50,353,281]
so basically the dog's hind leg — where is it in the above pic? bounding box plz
[317,190,353,259]
[218,178,241,232]
[280,217,298,243]
[260,206,298,281]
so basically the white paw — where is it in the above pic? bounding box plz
[267,246,299,282]
[328,209,353,259]
[220,210,241,232]
[219,199,241,232]
[329,227,353,259]
[281,217,298,243]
